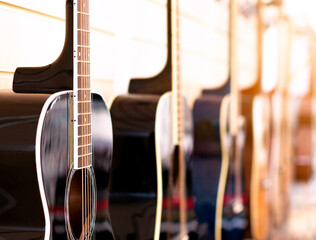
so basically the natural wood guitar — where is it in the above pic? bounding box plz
[241,1,271,238]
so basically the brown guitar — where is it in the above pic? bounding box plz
[269,14,293,228]
[241,1,271,238]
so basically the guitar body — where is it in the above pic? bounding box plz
[269,93,291,227]
[157,93,195,240]
[294,96,313,182]
[192,94,224,239]
[0,90,48,239]
[215,95,247,240]
[248,94,271,239]
[240,93,271,239]
[109,92,194,240]
[109,93,162,240]
[192,93,247,240]
[0,90,114,239]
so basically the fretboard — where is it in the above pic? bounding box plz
[171,0,187,238]
[74,0,91,169]
[229,0,239,135]
[171,0,183,146]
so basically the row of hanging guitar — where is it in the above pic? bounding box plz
[0,0,288,239]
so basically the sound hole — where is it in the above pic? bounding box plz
[66,167,96,240]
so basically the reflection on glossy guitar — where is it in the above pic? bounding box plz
[0,0,114,239]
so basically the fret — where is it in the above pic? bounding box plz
[79,143,92,147]
[77,29,90,33]
[78,112,92,115]
[79,122,92,127]
[77,13,90,30]
[78,11,90,16]
[79,152,92,157]
[78,45,90,48]
[77,31,90,46]
[77,87,91,89]
[78,133,92,137]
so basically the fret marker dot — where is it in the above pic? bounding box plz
[79,52,81,57]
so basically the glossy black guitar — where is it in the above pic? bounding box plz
[192,83,229,239]
[109,0,197,239]
[0,0,114,239]
[192,0,247,239]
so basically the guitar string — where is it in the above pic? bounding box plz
[85,0,92,236]
[80,1,87,237]
[87,0,89,231]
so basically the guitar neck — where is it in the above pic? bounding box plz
[230,0,239,136]
[257,0,263,93]
[73,0,92,169]
[171,0,183,146]
[171,0,187,238]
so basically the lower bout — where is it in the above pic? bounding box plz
[109,195,157,240]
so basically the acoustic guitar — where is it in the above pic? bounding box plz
[191,2,231,239]
[109,0,197,239]
[0,0,114,239]
[215,0,248,239]
[241,1,271,238]
[269,14,292,228]
[292,36,315,183]
[192,0,247,239]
